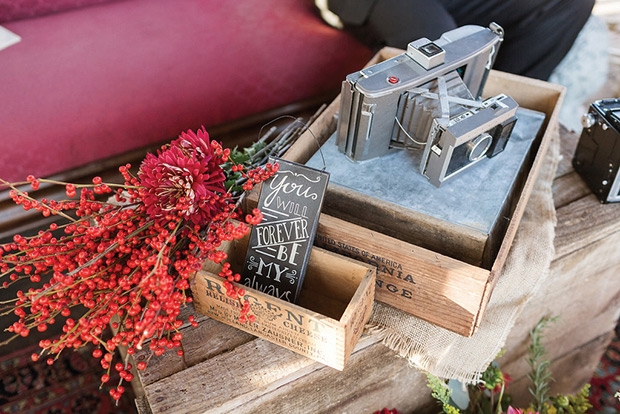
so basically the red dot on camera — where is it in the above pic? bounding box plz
[388,76,399,84]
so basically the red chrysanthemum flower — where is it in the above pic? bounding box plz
[138,127,227,225]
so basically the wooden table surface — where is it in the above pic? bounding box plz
[131,126,620,414]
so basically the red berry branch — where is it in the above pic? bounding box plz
[0,127,278,401]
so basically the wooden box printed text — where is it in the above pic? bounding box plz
[192,233,375,370]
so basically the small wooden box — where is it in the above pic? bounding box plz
[277,47,565,337]
[191,233,375,370]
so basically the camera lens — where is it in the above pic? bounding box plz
[467,133,492,161]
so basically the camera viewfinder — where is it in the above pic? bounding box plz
[419,42,443,57]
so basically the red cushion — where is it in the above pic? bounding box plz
[0,0,371,183]
[0,0,120,23]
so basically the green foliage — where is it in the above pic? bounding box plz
[221,142,267,195]
[541,384,592,414]
[481,364,504,392]
[426,374,462,414]
[469,362,511,414]
[422,315,596,414]
[526,315,558,412]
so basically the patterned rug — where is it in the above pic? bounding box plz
[589,323,620,413]
[0,343,136,414]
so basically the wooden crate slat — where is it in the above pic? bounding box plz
[133,316,255,386]
[500,234,620,378]
[552,171,591,209]
[322,183,489,267]
[553,193,620,259]
[555,125,580,178]
[143,335,379,414]
[503,262,620,377]
[220,337,431,414]
[317,214,490,336]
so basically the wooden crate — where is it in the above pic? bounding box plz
[277,47,566,337]
[191,232,376,370]
[130,129,620,414]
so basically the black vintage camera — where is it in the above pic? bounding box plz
[573,98,620,203]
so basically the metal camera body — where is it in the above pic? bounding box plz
[336,23,519,187]
[573,98,620,203]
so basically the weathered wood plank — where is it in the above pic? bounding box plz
[552,171,590,209]
[553,193,620,259]
[117,304,215,398]
[135,395,154,414]
[545,333,614,398]
[501,266,620,382]
[500,234,620,381]
[133,317,255,386]
[555,125,580,178]
[551,125,589,210]
[224,337,433,414]
[139,247,620,414]
[144,335,380,414]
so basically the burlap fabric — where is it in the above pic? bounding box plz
[366,127,560,384]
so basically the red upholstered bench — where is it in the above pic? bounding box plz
[0,0,371,182]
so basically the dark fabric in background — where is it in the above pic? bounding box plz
[326,0,595,80]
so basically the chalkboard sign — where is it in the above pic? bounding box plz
[242,157,329,303]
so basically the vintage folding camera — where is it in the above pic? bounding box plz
[573,98,620,203]
[336,23,519,187]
